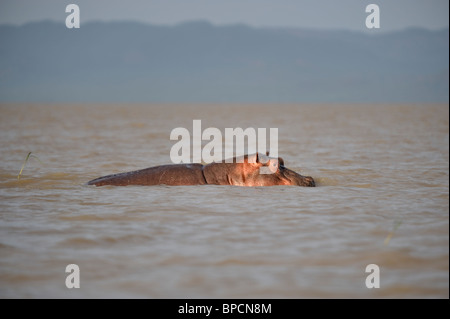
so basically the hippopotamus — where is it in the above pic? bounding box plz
[87,153,315,187]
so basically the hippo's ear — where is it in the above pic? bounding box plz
[256,152,269,164]
[255,152,270,162]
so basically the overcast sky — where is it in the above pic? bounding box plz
[0,0,448,32]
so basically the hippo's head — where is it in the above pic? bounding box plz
[203,153,315,187]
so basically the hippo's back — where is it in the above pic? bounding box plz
[87,164,206,186]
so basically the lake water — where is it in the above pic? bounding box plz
[0,103,448,298]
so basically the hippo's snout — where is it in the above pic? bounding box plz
[284,168,315,187]
[292,175,315,187]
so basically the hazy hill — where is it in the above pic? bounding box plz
[0,20,448,102]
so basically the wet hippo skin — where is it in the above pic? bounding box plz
[87,153,315,187]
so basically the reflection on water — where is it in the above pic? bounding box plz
[0,103,448,298]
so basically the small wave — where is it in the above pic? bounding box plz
[0,172,88,189]
[347,183,373,188]
[313,177,339,186]
[57,234,154,247]
[58,214,144,221]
